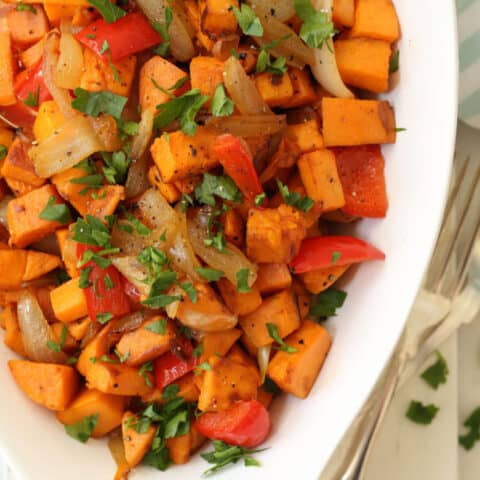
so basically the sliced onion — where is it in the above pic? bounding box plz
[187,209,257,287]
[251,0,294,21]
[224,56,272,115]
[308,0,353,98]
[206,114,286,137]
[111,224,149,256]
[30,114,103,178]
[55,21,84,89]
[136,0,195,62]
[251,11,314,69]
[130,109,154,161]
[0,195,13,228]
[43,33,77,119]
[108,432,131,480]
[212,35,240,61]
[89,115,123,152]
[257,344,271,383]
[125,156,150,199]
[17,291,67,363]
[111,256,150,297]
[80,321,101,349]
[110,310,147,334]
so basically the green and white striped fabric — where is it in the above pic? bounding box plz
[458,0,480,128]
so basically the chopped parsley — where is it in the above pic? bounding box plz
[16,2,37,13]
[65,414,99,443]
[406,400,439,425]
[195,267,224,282]
[46,325,68,353]
[331,251,341,264]
[459,407,480,450]
[294,0,336,49]
[231,4,263,36]
[101,150,131,184]
[145,318,167,335]
[254,192,267,206]
[38,196,71,224]
[73,215,113,247]
[192,343,203,358]
[211,84,234,117]
[162,384,179,401]
[96,312,113,324]
[309,288,347,319]
[0,145,7,160]
[236,268,252,293]
[23,85,40,107]
[420,351,449,390]
[179,193,194,213]
[255,36,291,75]
[79,267,93,289]
[71,88,127,119]
[151,6,173,56]
[194,361,212,375]
[276,179,314,212]
[266,323,298,354]
[139,361,154,387]
[179,282,198,303]
[87,0,126,23]
[195,173,242,206]
[389,50,400,73]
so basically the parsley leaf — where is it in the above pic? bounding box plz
[71,88,127,118]
[231,4,263,36]
[406,401,439,425]
[459,407,480,450]
[142,294,180,310]
[16,2,37,13]
[309,288,347,319]
[73,215,112,247]
[204,230,227,253]
[0,145,7,160]
[46,324,68,353]
[201,440,268,476]
[87,0,125,23]
[389,50,400,73]
[195,267,224,282]
[154,88,209,136]
[236,268,252,293]
[192,343,203,358]
[162,384,179,401]
[96,312,113,324]
[23,85,40,107]
[195,173,242,206]
[420,350,449,390]
[179,193,194,213]
[266,323,298,354]
[139,361,154,387]
[101,150,131,184]
[39,196,71,224]
[254,193,266,206]
[331,251,341,264]
[79,266,93,289]
[65,414,99,443]
[294,0,336,49]
[151,6,173,56]
[276,179,314,212]
[256,51,287,75]
[211,84,234,117]
[194,361,212,375]
[180,282,198,303]
[145,318,167,335]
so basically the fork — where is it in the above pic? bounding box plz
[325,155,480,480]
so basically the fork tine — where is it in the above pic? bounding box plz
[436,161,480,297]
[425,157,479,291]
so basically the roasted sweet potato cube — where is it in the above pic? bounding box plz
[298,149,345,212]
[141,372,200,404]
[322,98,396,146]
[285,68,317,108]
[3,304,26,357]
[199,328,242,362]
[350,0,400,42]
[7,184,67,248]
[4,177,36,197]
[286,119,324,153]
[217,278,262,316]
[301,265,350,294]
[1,138,45,187]
[198,355,259,411]
[246,205,306,263]
[51,322,78,352]
[255,72,294,108]
[239,289,300,348]
[335,38,391,93]
[166,427,206,464]
[7,5,48,45]
[122,411,156,467]
[267,320,332,398]
[147,165,181,203]
[254,263,292,295]
[221,208,244,247]
[9,360,80,410]
[0,30,16,106]
[57,388,127,437]
[333,0,355,27]
[50,277,88,323]
[190,56,224,102]
[200,0,238,39]
[150,128,219,183]
[115,317,176,366]
[67,316,91,341]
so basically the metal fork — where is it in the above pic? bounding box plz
[323,155,480,480]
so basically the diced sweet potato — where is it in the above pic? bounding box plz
[7,184,67,248]
[254,263,292,295]
[56,228,79,278]
[335,38,391,93]
[115,317,176,367]
[9,360,80,410]
[267,320,332,398]
[122,411,156,467]
[0,27,16,106]
[221,208,244,247]
[301,265,350,294]
[240,331,258,357]
[23,250,63,281]
[0,249,27,289]
[0,126,15,149]
[139,56,188,112]
[142,371,200,404]
[166,427,206,464]
[286,119,324,153]
[184,0,215,51]
[246,205,306,263]
[50,277,88,323]
[33,100,66,143]
[322,97,396,146]
[4,177,36,197]
[239,289,300,348]
[200,0,238,40]
[350,0,400,42]
[147,165,181,203]
[198,355,259,411]
[255,72,294,108]
[217,278,262,316]
[7,5,48,45]
[57,388,126,437]
[285,68,317,108]
[80,49,136,97]
[44,3,77,25]
[199,328,242,362]
[190,56,224,103]
[333,0,355,27]
[67,316,91,341]
[1,138,45,187]
[19,36,45,69]
[51,321,78,352]
[297,149,345,212]
[150,127,219,183]
[3,303,26,356]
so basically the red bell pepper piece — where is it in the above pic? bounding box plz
[14,61,52,110]
[76,12,161,62]
[77,244,131,321]
[333,145,388,218]
[154,335,199,389]
[194,400,271,448]
[0,103,36,130]
[213,134,265,204]
[289,235,385,274]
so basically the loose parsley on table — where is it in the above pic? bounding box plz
[420,350,449,390]
[405,400,439,425]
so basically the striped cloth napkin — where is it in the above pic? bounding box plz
[458,0,480,129]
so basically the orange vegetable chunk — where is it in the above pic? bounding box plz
[217,278,262,316]
[254,263,292,295]
[122,411,156,467]
[50,277,88,323]
[350,0,400,42]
